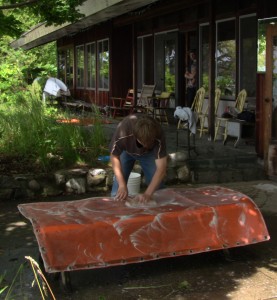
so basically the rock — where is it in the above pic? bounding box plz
[165,168,177,183]
[0,189,14,200]
[42,185,63,197]
[54,171,67,185]
[28,179,41,191]
[87,169,106,187]
[177,165,190,182]
[169,151,188,162]
[65,178,86,194]
[0,175,20,188]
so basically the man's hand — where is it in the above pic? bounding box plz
[114,185,128,201]
[133,193,152,203]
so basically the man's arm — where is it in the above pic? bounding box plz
[110,154,128,201]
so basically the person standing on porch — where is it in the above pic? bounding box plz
[185,50,197,107]
[109,114,167,203]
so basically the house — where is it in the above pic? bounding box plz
[11,0,277,175]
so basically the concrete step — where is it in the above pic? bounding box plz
[188,155,266,184]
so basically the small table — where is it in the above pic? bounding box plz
[226,119,244,147]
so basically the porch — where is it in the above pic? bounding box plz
[103,115,266,184]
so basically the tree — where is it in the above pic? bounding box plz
[0,0,86,37]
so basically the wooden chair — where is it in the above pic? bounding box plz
[136,84,156,111]
[177,86,206,133]
[110,88,134,118]
[198,88,221,137]
[176,87,206,157]
[214,89,247,144]
[147,91,171,125]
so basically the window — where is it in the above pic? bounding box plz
[137,35,153,90]
[58,48,73,88]
[76,45,84,88]
[154,31,178,93]
[97,39,109,90]
[86,42,96,89]
[199,24,210,91]
[239,14,257,97]
[216,19,236,97]
[66,48,73,88]
[58,50,66,83]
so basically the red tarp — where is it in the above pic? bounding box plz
[18,186,270,273]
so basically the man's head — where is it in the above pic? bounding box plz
[189,50,196,61]
[133,115,162,149]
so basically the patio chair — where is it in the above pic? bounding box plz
[214,89,247,144]
[110,88,134,118]
[198,88,221,137]
[147,91,171,125]
[135,84,156,112]
[176,87,206,157]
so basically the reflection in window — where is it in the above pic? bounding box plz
[66,48,73,88]
[258,22,266,72]
[58,48,73,88]
[240,15,257,97]
[137,35,153,90]
[154,32,177,93]
[164,39,176,93]
[76,45,84,88]
[58,50,66,83]
[86,42,96,89]
[216,19,236,97]
[98,39,109,90]
[200,24,210,91]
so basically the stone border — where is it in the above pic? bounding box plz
[0,152,191,201]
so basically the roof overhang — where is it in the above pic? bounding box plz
[11,0,159,50]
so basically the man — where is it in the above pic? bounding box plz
[109,114,167,203]
[185,50,197,107]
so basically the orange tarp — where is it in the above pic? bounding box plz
[18,186,270,273]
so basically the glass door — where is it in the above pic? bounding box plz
[154,31,178,95]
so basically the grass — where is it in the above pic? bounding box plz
[0,83,107,173]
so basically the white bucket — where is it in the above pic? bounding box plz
[127,172,141,196]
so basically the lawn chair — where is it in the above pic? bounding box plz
[214,89,247,144]
[198,88,221,137]
[176,87,206,156]
[135,84,156,112]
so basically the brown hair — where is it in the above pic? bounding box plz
[133,115,161,149]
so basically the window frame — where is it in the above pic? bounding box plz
[97,38,109,91]
[76,44,85,88]
[86,42,96,90]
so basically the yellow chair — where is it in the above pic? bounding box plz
[176,87,206,157]
[177,87,206,132]
[214,89,247,143]
[198,88,221,137]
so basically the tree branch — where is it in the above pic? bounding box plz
[0,0,38,10]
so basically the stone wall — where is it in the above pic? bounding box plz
[0,152,190,201]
